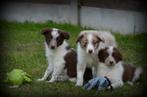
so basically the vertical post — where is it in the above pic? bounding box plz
[77,0,81,26]
[70,0,81,26]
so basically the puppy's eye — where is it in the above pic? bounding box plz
[93,41,98,45]
[56,37,61,41]
[83,40,87,43]
[45,35,52,39]
[112,52,117,58]
[83,39,87,42]
[84,42,88,47]
[84,41,88,44]
[103,53,109,59]
[82,40,88,47]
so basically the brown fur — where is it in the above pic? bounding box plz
[76,34,84,43]
[98,47,109,63]
[99,47,141,83]
[112,48,122,63]
[64,49,92,81]
[76,33,102,49]
[41,28,69,49]
[64,49,77,77]
[79,34,88,48]
[59,30,70,40]
[98,47,122,64]
[41,28,52,35]
[41,28,52,45]
[122,64,135,82]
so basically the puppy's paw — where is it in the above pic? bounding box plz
[69,78,76,83]
[75,80,83,86]
[46,78,56,83]
[36,78,44,82]
[46,80,54,83]
[75,82,83,86]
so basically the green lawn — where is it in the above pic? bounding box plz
[0,20,146,97]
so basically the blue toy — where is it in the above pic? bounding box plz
[84,76,113,91]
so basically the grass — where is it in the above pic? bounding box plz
[0,20,146,97]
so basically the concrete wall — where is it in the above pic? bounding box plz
[1,2,147,34]
[81,7,147,34]
[1,2,78,24]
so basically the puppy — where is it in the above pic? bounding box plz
[76,30,117,86]
[97,46,142,88]
[37,28,77,82]
[95,31,117,50]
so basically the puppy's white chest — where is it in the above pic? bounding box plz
[97,63,123,82]
[86,55,97,66]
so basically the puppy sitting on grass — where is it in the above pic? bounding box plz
[37,28,77,83]
[76,30,117,86]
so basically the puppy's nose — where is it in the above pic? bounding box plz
[88,50,93,54]
[109,61,113,64]
[51,46,55,49]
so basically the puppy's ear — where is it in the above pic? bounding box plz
[41,28,52,35]
[96,36,104,43]
[60,31,70,40]
[113,48,122,62]
[76,34,84,43]
[98,47,108,62]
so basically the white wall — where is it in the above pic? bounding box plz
[1,2,78,24]
[81,7,147,34]
[1,2,147,34]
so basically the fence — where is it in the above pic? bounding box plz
[1,0,147,34]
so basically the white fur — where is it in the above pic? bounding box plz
[37,41,69,82]
[97,62,124,88]
[79,30,117,50]
[132,67,143,82]
[86,34,95,54]
[76,42,98,86]
[51,28,59,38]
[76,30,116,86]
[97,46,142,88]
[96,31,117,47]
[105,46,117,65]
[37,28,74,82]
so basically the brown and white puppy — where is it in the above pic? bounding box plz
[76,30,117,86]
[97,46,142,88]
[37,28,77,82]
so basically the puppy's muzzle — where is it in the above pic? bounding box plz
[88,49,93,54]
